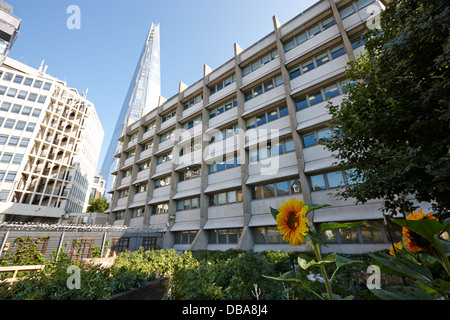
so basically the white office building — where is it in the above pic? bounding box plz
[0,57,104,223]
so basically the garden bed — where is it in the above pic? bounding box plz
[111,277,169,300]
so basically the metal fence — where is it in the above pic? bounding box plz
[0,222,165,262]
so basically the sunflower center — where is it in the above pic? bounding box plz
[287,211,298,230]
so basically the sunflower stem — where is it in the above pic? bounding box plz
[311,240,333,300]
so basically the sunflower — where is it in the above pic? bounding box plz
[402,209,438,253]
[389,241,403,257]
[276,198,309,246]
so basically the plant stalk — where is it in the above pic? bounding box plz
[312,241,333,300]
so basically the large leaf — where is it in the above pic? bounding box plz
[370,286,435,300]
[369,252,434,286]
[391,219,443,242]
[270,207,279,220]
[330,255,364,282]
[298,253,337,270]
[263,273,324,300]
[320,221,366,235]
[304,203,331,213]
[442,218,450,233]
[305,227,328,247]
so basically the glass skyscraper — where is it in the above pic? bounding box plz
[100,23,161,196]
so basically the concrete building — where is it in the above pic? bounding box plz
[0,1,20,66]
[107,0,415,254]
[90,170,106,200]
[0,57,104,223]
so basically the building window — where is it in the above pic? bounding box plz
[209,153,240,174]
[242,48,279,77]
[208,123,239,144]
[135,182,148,194]
[118,189,129,198]
[19,138,30,148]
[8,136,19,146]
[249,137,295,163]
[5,172,16,182]
[157,152,173,164]
[114,211,125,221]
[179,166,201,181]
[320,219,386,244]
[254,227,287,244]
[210,74,236,95]
[244,75,283,101]
[153,202,169,215]
[181,115,202,131]
[138,160,151,172]
[160,130,174,143]
[142,237,157,250]
[179,139,201,156]
[183,94,203,110]
[1,153,13,163]
[154,175,171,188]
[209,189,243,206]
[284,16,336,52]
[310,169,359,191]
[209,228,242,244]
[131,207,145,218]
[251,178,301,200]
[141,139,154,151]
[209,98,237,119]
[177,197,200,211]
[301,127,334,148]
[295,79,348,111]
[161,109,176,123]
[289,44,346,80]
[174,231,197,245]
[246,105,288,129]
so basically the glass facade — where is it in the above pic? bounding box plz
[101,23,161,196]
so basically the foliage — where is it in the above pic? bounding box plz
[0,251,154,300]
[321,0,450,218]
[86,195,109,213]
[369,216,450,300]
[114,248,198,277]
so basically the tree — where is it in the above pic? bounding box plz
[86,195,109,213]
[322,0,449,219]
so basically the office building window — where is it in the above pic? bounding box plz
[154,175,171,188]
[161,109,176,123]
[310,169,360,191]
[209,153,240,173]
[157,151,173,164]
[209,98,237,119]
[242,48,279,76]
[254,227,287,244]
[209,228,242,244]
[174,231,197,245]
[210,74,236,95]
[179,166,201,181]
[249,137,295,162]
[301,127,334,148]
[153,202,169,215]
[1,153,13,163]
[209,189,243,206]
[246,105,288,129]
[295,79,348,111]
[177,197,200,211]
[183,94,202,110]
[251,178,301,200]
[244,75,283,101]
[131,207,145,218]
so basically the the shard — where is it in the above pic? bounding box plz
[101,23,161,197]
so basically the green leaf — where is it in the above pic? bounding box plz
[305,227,328,247]
[391,218,443,242]
[369,252,434,286]
[304,203,331,213]
[298,253,337,270]
[320,221,366,235]
[270,207,279,220]
[263,273,324,300]
[370,286,435,300]
[442,218,450,232]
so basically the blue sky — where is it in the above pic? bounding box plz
[6,0,318,171]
